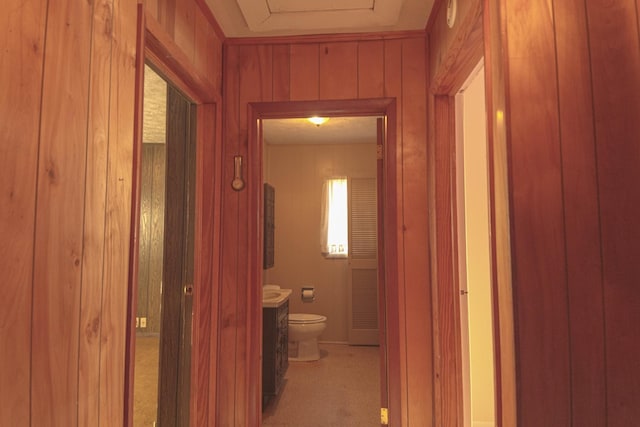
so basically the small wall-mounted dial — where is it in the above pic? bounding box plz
[447,0,457,28]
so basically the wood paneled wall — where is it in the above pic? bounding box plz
[0,0,137,425]
[220,35,433,425]
[145,0,223,97]
[429,0,640,426]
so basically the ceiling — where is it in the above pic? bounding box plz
[205,0,435,38]
[263,116,380,145]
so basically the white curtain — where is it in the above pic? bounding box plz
[320,178,348,256]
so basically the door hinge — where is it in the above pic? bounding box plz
[377,144,383,160]
[381,407,389,425]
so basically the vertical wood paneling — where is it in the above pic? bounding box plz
[218,44,241,426]
[586,1,640,425]
[505,2,571,425]
[78,2,115,422]
[483,1,517,424]
[222,35,432,426]
[289,44,319,100]
[138,146,152,322]
[99,0,137,423]
[382,38,407,426]
[358,40,384,99]
[194,7,220,94]
[31,0,93,423]
[193,103,217,426]
[400,37,433,425]
[148,146,166,334]
[553,0,606,425]
[174,0,195,62]
[272,44,290,101]
[433,96,459,427]
[0,0,46,424]
[319,42,358,100]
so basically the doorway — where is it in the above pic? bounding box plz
[246,99,400,426]
[133,64,196,427]
[455,62,496,427]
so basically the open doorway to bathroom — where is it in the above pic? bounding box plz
[246,99,400,426]
[261,115,381,425]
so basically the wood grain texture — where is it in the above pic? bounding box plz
[505,2,571,425]
[289,44,319,100]
[586,1,640,424]
[433,95,459,427]
[149,145,166,334]
[138,145,153,324]
[221,36,429,426]
[0,0,46,424]
[272,44,291,102]
[400,37,433,426]
[31,0,93,423]
[319,42,358,100]
[99,0,137,423]
[217,44,241,426]
[358,40,384,99]
[173,0,195,62]
[483,0,517,425]
[78,5,116,423]
[553,0,606,425]
[382,38,407,427]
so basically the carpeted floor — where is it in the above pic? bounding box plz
[133,335,160,427]
[262,343,380,427]
[132,340,379,427]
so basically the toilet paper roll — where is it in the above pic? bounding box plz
[301,289,314,301]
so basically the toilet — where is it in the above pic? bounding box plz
[288,313,327,361]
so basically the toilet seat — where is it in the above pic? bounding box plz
[288,313,327,324]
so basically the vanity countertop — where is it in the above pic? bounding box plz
[262,288,292,308]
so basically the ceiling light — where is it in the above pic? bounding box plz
[307,116,329,126]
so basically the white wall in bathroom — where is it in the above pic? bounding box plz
[264,142,376,342]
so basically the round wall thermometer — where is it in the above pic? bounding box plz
[447,0,457,28]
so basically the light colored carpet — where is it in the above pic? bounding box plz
[133,335,160,427]
[262,343,380,427]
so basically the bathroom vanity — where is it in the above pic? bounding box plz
[262,288,290,406]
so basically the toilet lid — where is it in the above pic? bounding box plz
[288,313,327,324]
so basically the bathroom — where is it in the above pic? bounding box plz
[261,116,382,425]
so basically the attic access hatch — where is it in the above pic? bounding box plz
[235,0,404,32]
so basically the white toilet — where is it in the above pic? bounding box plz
[288,313,327,361]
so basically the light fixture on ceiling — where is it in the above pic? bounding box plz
[307,116,329,126]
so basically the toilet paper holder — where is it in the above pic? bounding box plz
[301,287,315,302]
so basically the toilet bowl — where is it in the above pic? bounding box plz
[288,313,327,361]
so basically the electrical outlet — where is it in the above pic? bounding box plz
[140,317,147,328]
[136,317,139,328]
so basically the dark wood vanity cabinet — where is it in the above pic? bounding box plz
[262,300,288,404]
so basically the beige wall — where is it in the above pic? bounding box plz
[264,141,377,342]
[460,66,495,426]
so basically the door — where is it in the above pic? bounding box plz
[157,85,196,427]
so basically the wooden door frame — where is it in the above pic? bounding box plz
[429,1,516,426]
[246,98,401,426]
[125,6,223,427]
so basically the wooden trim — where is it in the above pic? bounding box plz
[246,98,399,426]
[145,11,218,103]
[225,29,426,46]
[194,0,226,42]
[483,1,516,425]
[124,5,146,427]
[125,8,222,427]
[428,1,517,425]
[424,0,446,35]
[430,0,484,96]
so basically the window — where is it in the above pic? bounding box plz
[320,178,348,257]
